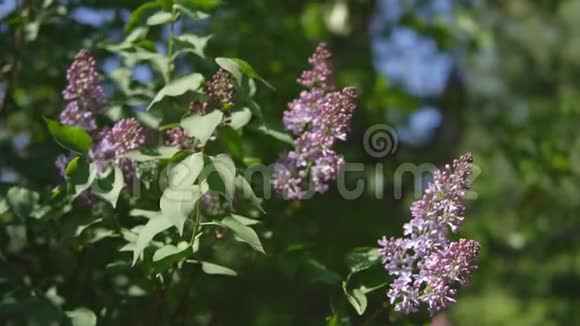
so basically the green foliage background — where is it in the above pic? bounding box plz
[1,0,580,325]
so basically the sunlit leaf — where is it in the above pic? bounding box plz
[254,125,294,145]
[345,247,380,273]
[133,214,173,265]
[215,57,274,89]
[180,110,223,145]
[123,146,180,161]
[229,107,252,130]
[221,216,265,254]
[66,307,97,326]
[345,287,367,316]
[174,33,212,59]
[160,186,202,234]
[210,154,236,201]
[44,118,92,154]
[146,11,174,26]
[93,166,125,208]
[125,2,162,31]
[152,242,191,272]
[201,261,237,276]
[166,152,204,188]
[179,0,221,12]
[147,73,204,110]
[65,158,97,199]
[230,214,260,226]
[234,175,263,212]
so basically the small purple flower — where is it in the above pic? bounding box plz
[62,49,106,113]
[273,44,358,199]
[59,101,97,131]
[377,154,480,314]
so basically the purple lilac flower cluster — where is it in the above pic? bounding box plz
[377,153,480,314]
[272,43,358,199]
[90,118,146,183]
[59,50,106,132]
[56,50,146,197]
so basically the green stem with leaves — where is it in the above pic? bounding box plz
[167,11,176,80]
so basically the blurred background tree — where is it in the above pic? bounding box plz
[1,0,579,325]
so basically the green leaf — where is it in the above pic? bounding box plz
[0,198,9,215]
[6,187,39,219]
[360,282,388,294]
[210,154,236,201]
[221,216,265,254]
[174,33,212,59]
[230,214,260,226]
[215,57,274,89]
[246,99,264,125]
[180,110,223,145]
[133,214,173,265]
[153,244,180,261]
[65,158,97,199]
[130,209,164,220]
[120,48,170,83]
[229,107,252,129]
[125,1,162,31]
[166,152,204,188]
[254,125,294,145]
[345,288,367,316]
[201,261,237,276]
[345,247,381,273]
[136,111,163,129]
[234,175,264,212]
[122,146,180,161]
[179,0,221,12]
[152,242,191,271]
[217,126,244,160]
[44,118,93,154]
[147,73,204,110]
[304,258,341,285]
[93,166,125,208]
[172,4,209,20]
[160,186,202,234]
[146,11,174,26]
[66,308,97,326]
[74,218,103,237]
